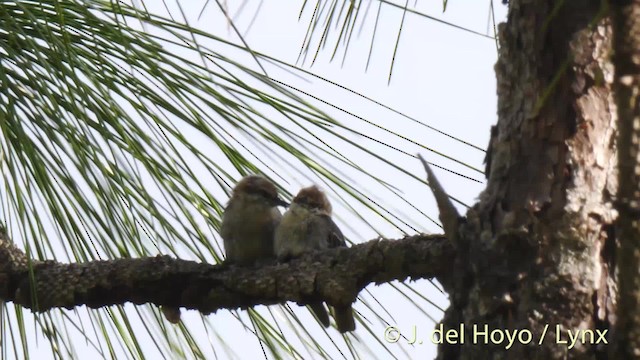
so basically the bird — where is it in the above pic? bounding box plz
[163,175,287,324]
[221,175,288,265]
[274,185,356,333]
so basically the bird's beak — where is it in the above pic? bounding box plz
[275,197,289,207]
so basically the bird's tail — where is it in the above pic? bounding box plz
[161,306,181,324]
[309,302,330,328]
[333,305,355,333]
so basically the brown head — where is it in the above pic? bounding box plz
[292,185,332,214]
[232,175,289,207]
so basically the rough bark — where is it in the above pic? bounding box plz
[0,231,453,314]
[437,1,618,359]
[611,0,640,357]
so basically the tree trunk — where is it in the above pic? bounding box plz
[611,0,640,357]
[439,1,617,358]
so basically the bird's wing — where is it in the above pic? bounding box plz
[310,213,345,249]
[220,203,236,260]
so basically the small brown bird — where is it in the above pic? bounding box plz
[162,175,287,324]
[221,175,288,265]
[274,185,356,333]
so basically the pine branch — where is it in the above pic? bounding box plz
[0,233,453,314]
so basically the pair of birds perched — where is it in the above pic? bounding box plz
[221,175,355,333]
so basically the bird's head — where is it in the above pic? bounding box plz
[292,185,332,214]
[233,175,289,207]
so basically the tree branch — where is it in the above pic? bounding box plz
[0,233,453,314]
[418,154,462,248]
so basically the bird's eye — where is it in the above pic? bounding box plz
[258,190,273,199]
